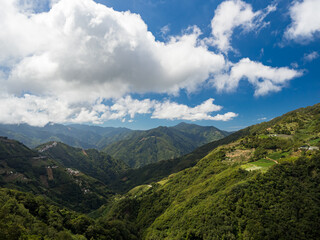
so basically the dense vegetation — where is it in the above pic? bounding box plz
[0,103,319,239]
[104,123,228,168]
[110,127,250,192]
[0,138,123,213]
[98,103,320,239]
[0,122,228,169]
[0,188,140,239]
[104,153,320,239]
[36,142,128,185]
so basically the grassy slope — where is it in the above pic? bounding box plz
[102,103,320,239]
[110,127,249,192]
[0,103,319,239]
[111,103,320,191]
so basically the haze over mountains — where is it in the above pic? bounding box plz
[0,123,133,149]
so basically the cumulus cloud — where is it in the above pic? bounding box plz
[303,51,319,62]
[208,0,276,52]
[212,58,302,96]
[0,94,74,126]
[0,95,237,126]
[285,0,320,42]
[0,0,225,103]
[153,98,219,121]
[109,96,155,120]
[152,98,237,121]
[209,112,239,121]
[0,0,301,126]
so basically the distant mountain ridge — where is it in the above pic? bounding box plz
[104,123,229,168]
[0,123,132,149]
[0,122,229,168]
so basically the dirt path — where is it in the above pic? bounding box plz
[47,167,54,180]
[266,157,279,164]
[82,149,88,156]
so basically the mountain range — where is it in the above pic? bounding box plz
[0,103,319,239]
[102,103,320,239]
[0,122,229,168]
[104,122,229,168]
[0,123,132,149]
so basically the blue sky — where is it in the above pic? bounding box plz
[0,0,319,130]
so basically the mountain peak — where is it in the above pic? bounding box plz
[174,122,190,127]
[173,122,199,129]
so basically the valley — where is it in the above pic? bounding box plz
[1,0,319,238]
[0,103,319,239]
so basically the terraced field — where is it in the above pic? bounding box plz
[241,159,276,172]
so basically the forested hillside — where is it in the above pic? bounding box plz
[104,123,228,168]
[0,138,124,213]
[36,141,128,185]
[0,188,139,239]
[0,103,319,239]
[110,128,249,192]
[97,103,320,239]
[111,103,320,191]
[1,0,319,238]
[0,123,228,169]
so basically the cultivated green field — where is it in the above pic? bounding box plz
[241,159,276,172]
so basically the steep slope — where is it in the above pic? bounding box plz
[0,123,132,149]
[110,128,249,192]
[0,188,139,239]
[104,123,229,168]
[1,103,319,239]
[37,141,128,185]
[172,122,229,140]
[100,103,320,239]
[0,137,115,212]
[0,122,228,170]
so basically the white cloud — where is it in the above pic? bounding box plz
[0,0,225,103]
[151,98,237,121]
[291,62,299,68]
[0,95,237,126]
[208,0,276,52]
[160,25,170,36]
[285,0,320,42]
[209,112,239,121]
[0,0,301,126]
[212,58,302,96]
[110,96,155,119]
[303,51,319,62]
[0,94,75,126]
